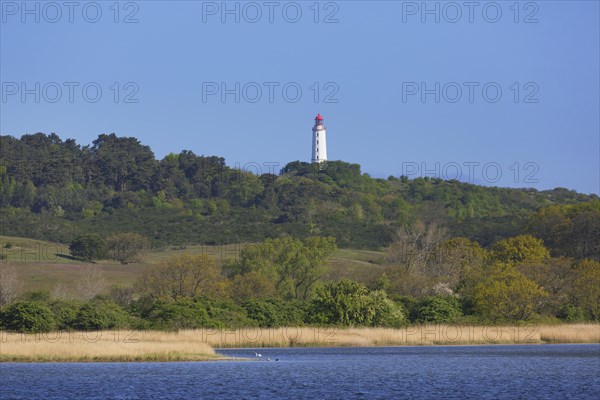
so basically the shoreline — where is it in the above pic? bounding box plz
[1,324,598,362]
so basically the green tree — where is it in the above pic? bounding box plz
[231,236,337,300]
[69,234,106,262]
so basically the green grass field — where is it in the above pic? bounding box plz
[0,236,385,293]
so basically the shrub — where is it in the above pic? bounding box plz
[49,300,82,330]
[147,298,211,329]
[0,301,55,332]
[194,297,255,328]
[75,300,130,330]
[558,305,586,322]
[309,280,404,326]
[368,290,407,327]
[242,298,306,327]
[411,296,462,323]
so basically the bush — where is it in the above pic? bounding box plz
[558,305,586,322]
[411,296,462,323]
[242,298,306,327]
[368,290,407,327]
[75,300,130,330]
[147,298,211,329]
[194,297,255,328]
[49,300,82,330]
[0,301,55,332]
[309,280,372,326]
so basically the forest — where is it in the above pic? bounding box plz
[0,132,598,332]
[0,132,596,249]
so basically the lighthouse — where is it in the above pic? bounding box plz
[311,114,327,163]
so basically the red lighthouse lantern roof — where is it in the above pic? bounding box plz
[315,114,323,120]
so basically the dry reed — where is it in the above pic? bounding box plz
[538,323,600,343]
[190,324,600,348]
[0,330,218,362]
[2,324,597,362]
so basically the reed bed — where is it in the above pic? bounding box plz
[0,330,219,362]
[198,325,541,348]
[194,324,600,348]
[538,323,600,343]
[1,324,597,361]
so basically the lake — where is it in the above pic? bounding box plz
[1,344,599,399]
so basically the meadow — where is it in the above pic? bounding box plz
[0,235,385,293]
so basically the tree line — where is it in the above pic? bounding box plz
[1,229,598,333]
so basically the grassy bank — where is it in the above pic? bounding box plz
[0,330,220,362]
[2,324,596,362]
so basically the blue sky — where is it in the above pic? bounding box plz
[1,1,598,194]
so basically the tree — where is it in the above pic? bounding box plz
[473,267,548,322]
[491,235,550,266]
[138,254,221,301]
[230,236,337,300]
[106,232,149,264]
[384,221,448,296]
[426,237,488,290]
[91,133,157,192]
[527,200,600,259]
[76,265,107,300]
[517,257,574,316]
[385,221,448,274]
[0,263,23,306]
[568,259,600,320]
[229,271,278,303]
[70,234,106,262]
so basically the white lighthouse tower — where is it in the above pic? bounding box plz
[311,114,327,163]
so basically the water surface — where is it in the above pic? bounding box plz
[1,344,599,399]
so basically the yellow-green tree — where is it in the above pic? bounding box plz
[569,259,600,320]
[473,266,548,322]
[491,235,550,266]
[229,236,337,300]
